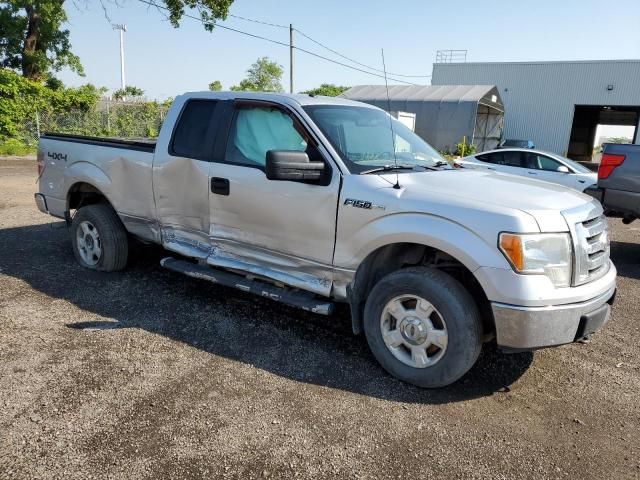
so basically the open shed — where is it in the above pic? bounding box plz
[340,85,504,152]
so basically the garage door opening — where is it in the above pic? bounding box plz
[567,105,640,163]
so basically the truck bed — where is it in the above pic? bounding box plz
[37,132,157,226]
[41,133,156,153]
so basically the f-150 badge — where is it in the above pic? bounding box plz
[344,198,385,210]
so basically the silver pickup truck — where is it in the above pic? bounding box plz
[35,92,617,387]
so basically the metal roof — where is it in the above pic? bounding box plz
[341,84,503,108]
[340,85,504,152]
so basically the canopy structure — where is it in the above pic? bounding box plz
[340,85,505,152]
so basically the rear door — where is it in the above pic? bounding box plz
[205,99,340,296]
[152,99,221,258]
[475,151,525,176]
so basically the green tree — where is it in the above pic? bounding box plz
[0,0,84,80]
[113,85,144,100]
[231,56,283,92]
[301,84,349,97]
[208,80,222,91]
[607,136,632,144]
[0,0,234,81]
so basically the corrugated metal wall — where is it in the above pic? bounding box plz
[431,60,640,154]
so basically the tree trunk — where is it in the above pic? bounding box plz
[22,3,42,80]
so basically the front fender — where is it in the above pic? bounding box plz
[334,212,509,273]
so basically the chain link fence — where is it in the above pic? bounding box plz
[16,100,168,147]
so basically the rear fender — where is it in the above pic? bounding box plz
[64,162,113,209]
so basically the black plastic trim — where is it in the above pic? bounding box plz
[161,257,334,315]
[41,133,156,153]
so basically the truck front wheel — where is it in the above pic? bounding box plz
[70,204,128,271]
[363,267,482,388]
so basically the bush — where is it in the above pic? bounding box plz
[0,68,102,141]
[0,138,35,156]
[455,142,477,157]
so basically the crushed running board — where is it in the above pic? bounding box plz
[160,257,334,316]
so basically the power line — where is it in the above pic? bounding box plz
[226,13,288,29]
[294,28,431,78]
[215,10,431,78]
[135,0,418,85]
[138,0,290,47]
[292,45,416,85]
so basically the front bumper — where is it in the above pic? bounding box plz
[493,285,616,351]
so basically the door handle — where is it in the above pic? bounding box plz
[527,171,537,175]
[211,177,230,195]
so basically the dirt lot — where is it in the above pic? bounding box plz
[1,157,639,479]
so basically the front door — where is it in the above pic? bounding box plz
[207,100,340,296]
[521,152,572,188]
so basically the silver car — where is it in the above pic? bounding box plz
[457,148,597,192]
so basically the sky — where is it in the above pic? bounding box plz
[57,0,640,100]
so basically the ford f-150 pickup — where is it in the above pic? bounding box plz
[35,92,617,387]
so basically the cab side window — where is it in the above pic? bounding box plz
[225,107,308,167]
[171,100,218,160]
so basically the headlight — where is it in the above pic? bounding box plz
[499,233,572,288]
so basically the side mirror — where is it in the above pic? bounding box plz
[557,165,570,173]
[265,150,325,182]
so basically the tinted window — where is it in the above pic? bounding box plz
[523,153,562,171]
[477,153,500,164]
[171,100,218,160]
[225,107,307,167]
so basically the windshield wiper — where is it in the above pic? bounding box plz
[360,164,420,175]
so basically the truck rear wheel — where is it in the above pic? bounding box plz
[70,204,128,271]
[363,267,482,388]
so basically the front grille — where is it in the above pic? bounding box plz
[573,214,610,286]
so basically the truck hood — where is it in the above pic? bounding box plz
[399,169,590,211]
[380,169,597,232]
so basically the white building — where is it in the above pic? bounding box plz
[431,59,640,161]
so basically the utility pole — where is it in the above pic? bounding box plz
[289,24,294,94]
[112,24,127,91]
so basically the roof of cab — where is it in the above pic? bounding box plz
[181,91,377,108]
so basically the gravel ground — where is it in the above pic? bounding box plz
[1,157,639,479]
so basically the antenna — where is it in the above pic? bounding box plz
[381,48,401,189]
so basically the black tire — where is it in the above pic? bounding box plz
[363,266,482,388]
[70,204,128,271]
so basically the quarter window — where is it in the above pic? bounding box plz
[171,100,218,160]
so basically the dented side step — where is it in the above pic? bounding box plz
[160,257,334,316]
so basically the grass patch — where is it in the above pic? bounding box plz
[0,139,36,156]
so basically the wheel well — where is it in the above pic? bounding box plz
[347,243,494,338]
[67,182,110,211]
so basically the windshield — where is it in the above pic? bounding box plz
[303,105,447,173]
[550,154,593,174]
